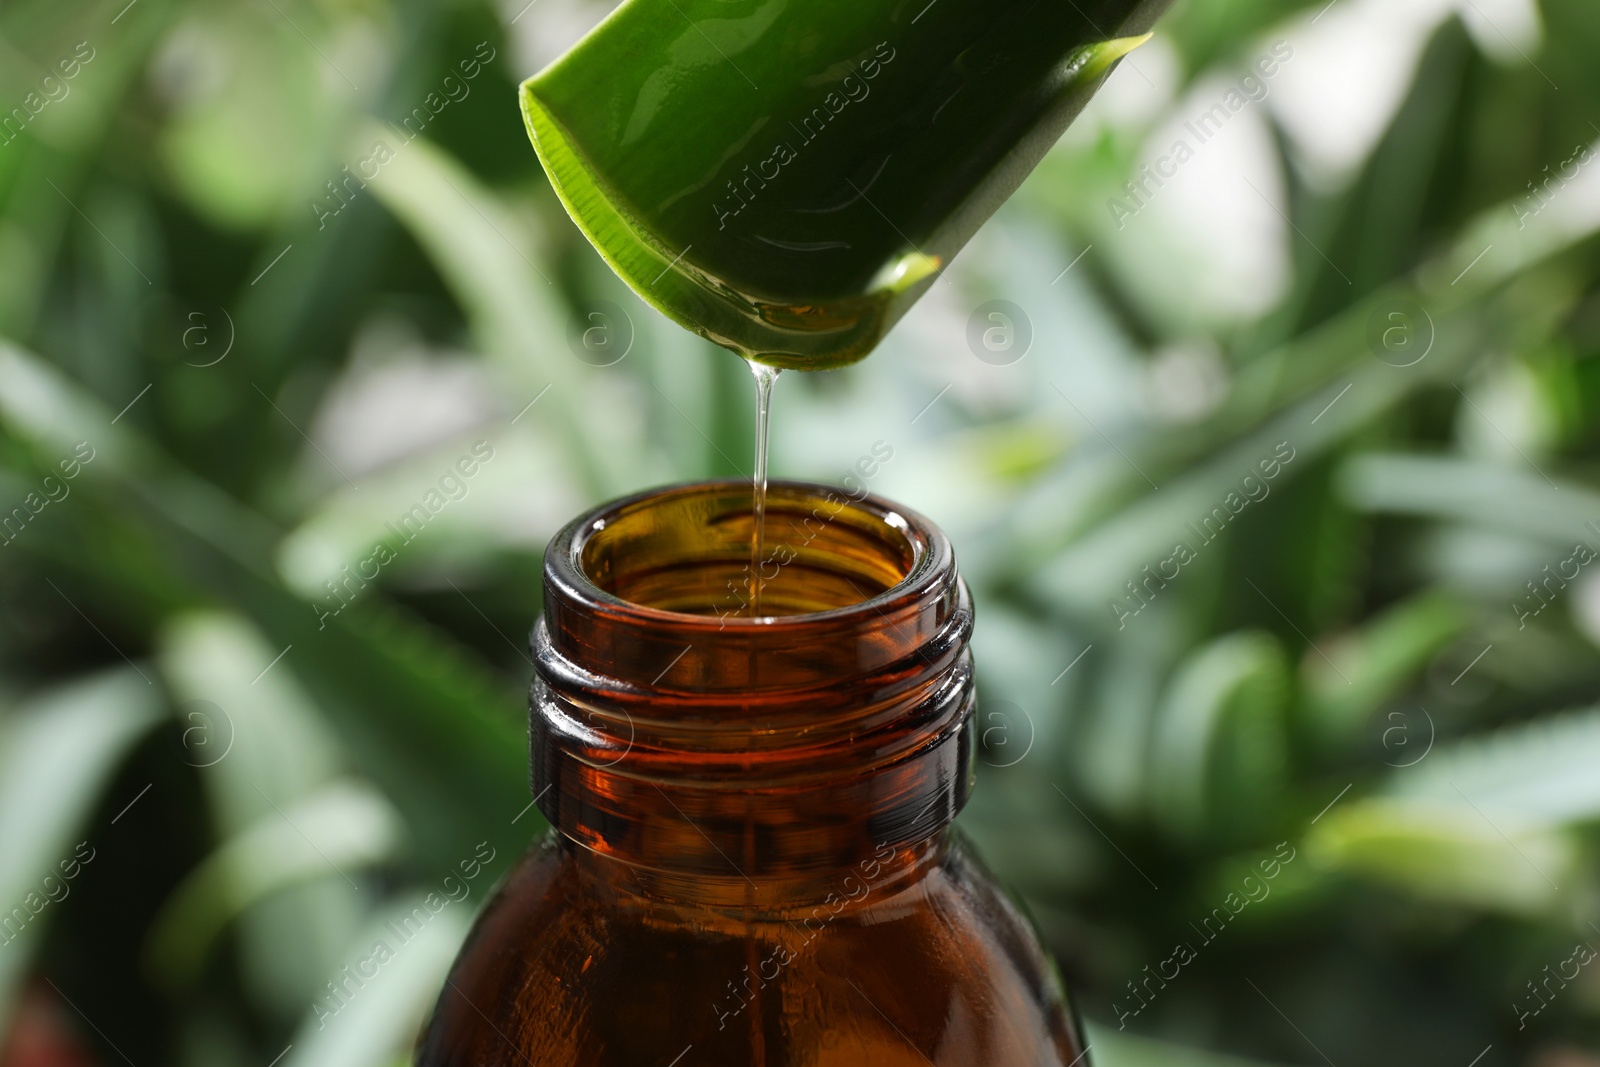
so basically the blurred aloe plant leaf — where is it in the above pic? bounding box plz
[1300,591,1469,749]
[1151,631,1290,843]
[5,1,1600,1065]
[0,670,163,1034]
[1307,801,1580,914]
[146,781,403,990]
[281,899,472,1067]
[1088,1022,1299,1067]
[0,342,533,874]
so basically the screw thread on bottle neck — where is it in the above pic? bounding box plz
[529,480,975,906]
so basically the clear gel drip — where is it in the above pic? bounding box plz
[747,359,781,617]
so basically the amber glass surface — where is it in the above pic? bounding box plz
[415,481,1088,1066]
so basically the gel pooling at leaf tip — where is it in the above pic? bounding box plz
[518,79,915,371]
[521,78,933,370]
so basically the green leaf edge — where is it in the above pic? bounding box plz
[519,32,1151,370]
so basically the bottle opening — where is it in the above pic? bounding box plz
[541,479,961,695]
[578,481,916,619]
[534,479,975,883]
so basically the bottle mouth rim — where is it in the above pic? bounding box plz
[533,480,975,875]
[545,478,952,633]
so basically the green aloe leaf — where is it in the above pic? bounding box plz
[521,0,1169,368]
[155,612,370,1011]
[281,897,472,1067]
[145,781,403,989]
[1300,591,1470,749]
[1303,705,1600,915]
[0,670,163,1042]
[1086,1022,1300,1067]
[1389,705,1600,826]
[0,343,533,872]
[1150,632,1290,842]
[1306,801,1578,915]
[1340,452,1600,546]
[359,129,609,500]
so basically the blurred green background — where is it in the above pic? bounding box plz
[3,0,1600,1064]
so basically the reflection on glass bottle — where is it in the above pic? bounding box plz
[415,480,1091,1065]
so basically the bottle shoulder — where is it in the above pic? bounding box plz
[417,833,1085,1066]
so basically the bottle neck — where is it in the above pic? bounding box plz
[529,480,976,905]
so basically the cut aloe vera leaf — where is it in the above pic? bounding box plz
[522,0,1168,369]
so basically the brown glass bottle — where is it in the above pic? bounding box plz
[415,480,1088,1066]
